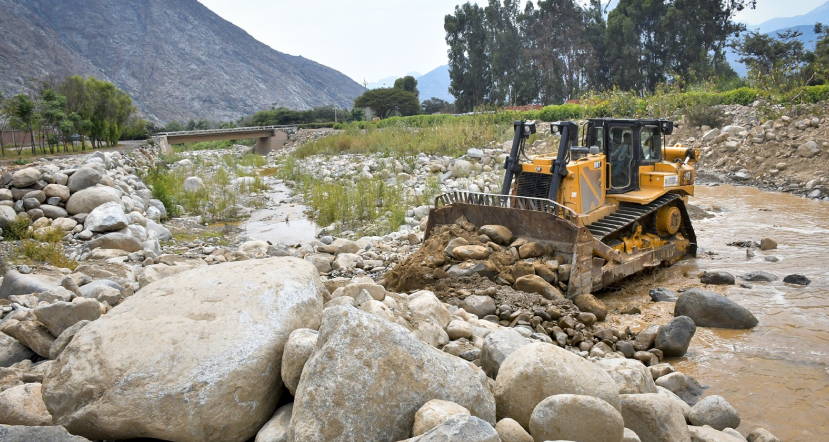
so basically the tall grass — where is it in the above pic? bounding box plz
[141,153,268,222]
[294,113,512,159]
[10,226,78,270]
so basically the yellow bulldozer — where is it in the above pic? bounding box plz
[424,119,698,296]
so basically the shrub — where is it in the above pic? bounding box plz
[685,103,724,128]
[2,217,32,240]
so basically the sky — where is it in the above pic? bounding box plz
[197,0,828,84]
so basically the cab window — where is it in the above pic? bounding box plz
[640,126,662,162]
[609,127,633,189]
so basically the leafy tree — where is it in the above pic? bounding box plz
[445,3,491,111]
[605,0,669,91]
[807,23,829,83]
[8,94,37,155]
[422,97,454,114]
[354,88,419,119]
[393,76,420,97]
[731,29,807,92]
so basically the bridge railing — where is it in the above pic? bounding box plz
[157,125,297,137]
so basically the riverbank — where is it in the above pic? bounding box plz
[0,125,818,441]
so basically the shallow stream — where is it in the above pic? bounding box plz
[604,185,828,441]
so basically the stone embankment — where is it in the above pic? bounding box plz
[673,102,829,200]
[0,135,788,442]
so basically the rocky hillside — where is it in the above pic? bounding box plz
[0,0,365,123]
[672,102,829,201]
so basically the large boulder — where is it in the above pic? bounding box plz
[0,383,52,426]
[66,167,102,193]
[415,415,499,442]
[3,318,55,358]
[700,271,735,285]
[287,306,496,442]
[514,275,563,300]
[620,393,690,442]
[84,202,128,233]
[280,328,318,396]
[595,358,657,395]
[655,316,696,357]
[33,298,102,337]
[87,233,143,253]
[573,293,608,321]
[0,425,90,441]
[12,168,42,188]
[1,332,34,367]
[494,418,533,442]
[675,289,758,329]
[65,185,122,215]
[480,328,532,379]
[688,426,745,442]
[529,394,624,442]
[688,395,740,431]
[255,403,292,442]
[0,270,58,300]
[461,295,497,318]
[41,257,325,442]
[0,205,18,229]
[494,342,621,429]
[413,399,471,436]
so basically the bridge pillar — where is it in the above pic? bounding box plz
[254,129,289,155]
[157,136,173,155]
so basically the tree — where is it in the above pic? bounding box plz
[731,29,807,92]
[807,23,829,83]
[354,88,419,119]
[422,97,454,114]
[605,0,670,91]
[393,76,420,97]
[446,3,491,111]
[8,94,38,155]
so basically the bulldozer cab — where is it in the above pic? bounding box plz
[585,119,673,195]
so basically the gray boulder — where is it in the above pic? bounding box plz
[66,185,122,215]
[33,298,102,337]
[0,425,90,441]
[49,320,91,360]
[529,394,624,442]
[84,202,128,233]
[688,395,740,431]
[288,306,496,442]
[0,205,18,229]
[66,167,102,193]
[415,415,499,442]
[649,287,678,302]
[42,257,325,442]
[146,220,173,241]
[655,316,696,357]
[461,295,496,318]
[782,274,810,286]
[12,168,41,188]
[480,328,532,379]
[280,328,318,396]
[700,271,735,285]
[620,393,691,442]
[675,289,758,329]
[747,428,781,442]
[595,358,657,394]
[688,426,745,442]
[494,342,621,429]
[255,403,292,442]
[0,383,52,426]
[740,271,778,282]
[87,233,143,253]
[0,271,58,300]
[40,205,69,219]
[1,332,34,367]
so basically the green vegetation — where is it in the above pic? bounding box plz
[354,76,421,119]
[7,224,78,270]
[172,138,255,152]
[299,112,512,159]
[241,105,361,127]
[141,153,268,222]
[0,75,138,157]
[277,156,443,236]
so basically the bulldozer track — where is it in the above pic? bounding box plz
[586,194,682,241]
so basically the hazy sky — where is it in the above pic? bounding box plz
[197,0,827,84]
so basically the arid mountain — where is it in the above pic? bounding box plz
[0,0,365,123]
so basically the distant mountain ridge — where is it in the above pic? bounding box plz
[0,0,365,123]
[752,1,829,34]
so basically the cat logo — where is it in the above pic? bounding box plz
[684,171,692,182]
[535,166,542,172]
[594,161,602,169]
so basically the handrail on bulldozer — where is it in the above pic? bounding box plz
[434,191,578,223]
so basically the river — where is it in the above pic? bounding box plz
[247,181,828,440]
[604,184,829,441]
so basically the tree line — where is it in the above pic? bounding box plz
[444,0,761,112]
[0,76,137,156]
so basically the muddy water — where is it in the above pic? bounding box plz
[603,185,829,441]
[243,182,319,245]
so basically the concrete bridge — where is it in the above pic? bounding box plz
[155,125,297,155]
